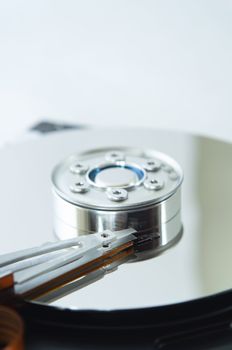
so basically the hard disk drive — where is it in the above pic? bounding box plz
[1,124,232,349]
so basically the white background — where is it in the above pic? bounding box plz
[0,0,231,144]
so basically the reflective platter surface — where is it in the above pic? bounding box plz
[1,128,232,310]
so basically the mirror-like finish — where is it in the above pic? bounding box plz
[0,129,232,310]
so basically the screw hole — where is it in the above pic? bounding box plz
[112,190,121,195]
[150,179,158,184]
[147,161,155,166]
[76,181,84,186]
[101,233,109,238]
[103,242,110,248]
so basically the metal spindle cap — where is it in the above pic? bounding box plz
[52,147,183,259]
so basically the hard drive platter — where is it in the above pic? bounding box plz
[1,127,232,348]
